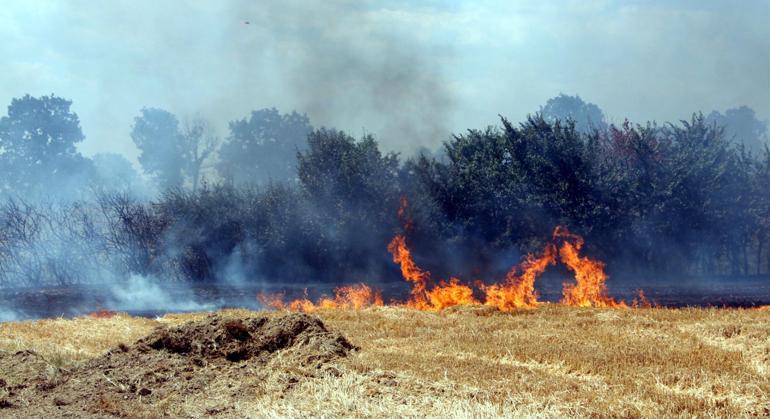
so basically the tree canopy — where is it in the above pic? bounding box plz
[218,108,312,186]
[0,94,92,199]
[540,94,608,134]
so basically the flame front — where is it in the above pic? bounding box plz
[483,245,557,310]
[554,227,626,308]
[387,234,478,310]
[257,283,383,312]
[260,198,645,312]
[387,234,431,309]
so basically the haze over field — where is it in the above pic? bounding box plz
[2,4,770,418]
[1,1,769,161]
[0,2,769,317]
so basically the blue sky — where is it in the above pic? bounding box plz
[1,1,768,161]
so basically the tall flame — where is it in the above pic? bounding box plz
[554,226,626,308]
[387,234,479,310]
[387,233,432,309]
[386,197,478,310]
[259,197,645,312]
[483,245,557,310]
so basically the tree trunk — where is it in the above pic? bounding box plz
[743,242,749,276]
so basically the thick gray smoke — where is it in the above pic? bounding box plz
[230,1,454,151]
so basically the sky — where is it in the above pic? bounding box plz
[1,0,768,163]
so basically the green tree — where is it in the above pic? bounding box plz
[706,106,768,153]
[0,94,92,199]
[540,94,608,134]
[218,108,312,186]
[179,117,219,193]
[297,129,401,278]
[91,153,145,194]
[131,108,186,191]
[131,109,218,192]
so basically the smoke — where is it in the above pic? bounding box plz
[0,1,456,159]
[106,275,215,313]
[230,1,454,152]
[4,1,770,161]
[0,307,19,322]
[1,2,770,319]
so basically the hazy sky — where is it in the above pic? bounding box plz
[1,1,768,163]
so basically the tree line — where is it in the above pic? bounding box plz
[0,93,768,288]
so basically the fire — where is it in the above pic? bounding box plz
[483,245,557,310]
[321,284,385,309]
[386,197,479,310]
[554,226,627,308]
[387,234,479,310]
[631,289,655,308]
[387,234,431,308]
[87,309,118,318]
[259,197,645,312]
[424,278,478,310]
[257,283,383,312]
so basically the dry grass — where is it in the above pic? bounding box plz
[2,305,770,417]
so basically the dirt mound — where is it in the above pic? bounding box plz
[1,313,356,417]
[137,313,355,363]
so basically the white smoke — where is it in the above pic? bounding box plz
[107,275,216,312]
[0,307,19,323]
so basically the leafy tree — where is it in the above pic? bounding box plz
[600,120,671,270]
[218,108,312,186]
[179,117,219,193]
[752,147,770,273]
[297,129,401,278]
[131,109,217,192]
[540,94,608,134]
[0,94,92,199]
[91,153,145,195]
[706,106,768,153]
[298,129,399,216]
[131,108,185,191]
[660,115,732,269]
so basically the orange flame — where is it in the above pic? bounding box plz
[387,197,479,310]
[387,234,478,310]
[87,309,118,318]
[631,289,656,308]
[422,278,478,310]
[257,283,383,312]
[554,227,626,308]
[483,245,557,310]
[259,197,645,312]
[387,234,432,309]
[397,196,410,229]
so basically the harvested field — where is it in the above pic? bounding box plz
[1,305,769,417]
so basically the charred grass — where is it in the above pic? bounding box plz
[1,305,769,417]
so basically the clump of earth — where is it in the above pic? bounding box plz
[0,313,356,417]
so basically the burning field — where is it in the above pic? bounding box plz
[256,199,652,313]
[2,200,770,417]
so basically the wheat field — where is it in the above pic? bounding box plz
[1,305,769,417]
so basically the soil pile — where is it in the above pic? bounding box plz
[0,313,356,417]
[137,313,355,363]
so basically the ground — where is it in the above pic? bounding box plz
[1,305,769,417]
